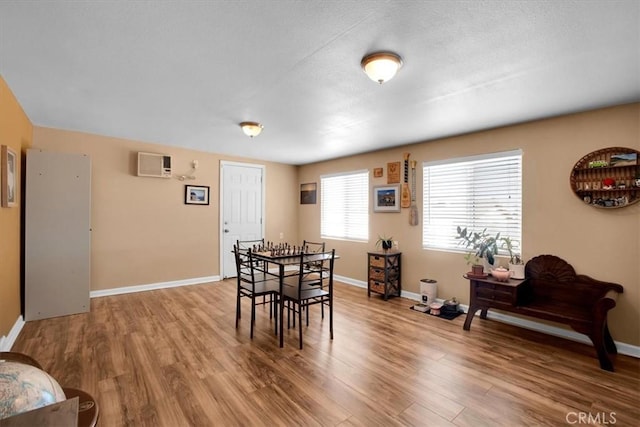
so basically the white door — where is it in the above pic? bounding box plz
[220,161,265,278]
[25,150,91,320]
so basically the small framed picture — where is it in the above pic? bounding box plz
[387,162,401,183]
[300,182,317,204]
[373,167,383,178]
[610,152,637,167]
[1,145,17,208]
[185,185,210,205]
[373,185,400,212]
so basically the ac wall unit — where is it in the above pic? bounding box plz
[137,152,172,178]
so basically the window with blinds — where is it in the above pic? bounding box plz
[422,150,522,253]
[321,170,369,241]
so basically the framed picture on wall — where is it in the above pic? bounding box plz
[373,185,400,212]
[1,145,17,207]
[387,161,401,183]
[185,185,210,205]
[300,182,317,204]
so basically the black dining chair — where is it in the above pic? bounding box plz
[236,238,265,254]
[300,240,328,321]
[233,244,279,339]
[281,249,335,349]
[236,238,274,305]
[302,240,325,254]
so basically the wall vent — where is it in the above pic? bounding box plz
[137,152,171,178]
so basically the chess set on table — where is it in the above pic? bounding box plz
[252,242,310,258]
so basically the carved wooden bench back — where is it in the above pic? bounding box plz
[525,255,601,306]
[525,255,609,305]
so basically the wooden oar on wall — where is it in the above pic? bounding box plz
[401,153,411,208]
[409,160,419,226]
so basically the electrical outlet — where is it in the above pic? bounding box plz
[279,232,284,239]
[192,160,198,169]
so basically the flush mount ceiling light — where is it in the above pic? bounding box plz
[239,121,264,138]
[361,52,403,84]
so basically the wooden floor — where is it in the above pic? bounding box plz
[12,280,640,426]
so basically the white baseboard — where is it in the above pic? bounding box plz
[334,275,366,289]
[0,316,25,351]
[90,275,220,298]
[339,279,640,359]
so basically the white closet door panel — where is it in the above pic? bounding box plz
[25,149,91,321]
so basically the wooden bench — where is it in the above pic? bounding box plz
[463,255,624,371]
[518,255,624,371]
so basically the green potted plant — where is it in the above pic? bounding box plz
[455,226,500,273]
[375,235,394,252]
[501,236,525,279]
[463,251,484,276]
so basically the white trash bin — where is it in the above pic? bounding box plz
[419,278,438,306]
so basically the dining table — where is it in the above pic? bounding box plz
[250,250,337,348]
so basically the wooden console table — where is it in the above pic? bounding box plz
[462,274,528,330]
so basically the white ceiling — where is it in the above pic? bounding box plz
[1,1,638,165]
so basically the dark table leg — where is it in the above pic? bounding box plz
[463,305,478,331]
[279,264,284,348]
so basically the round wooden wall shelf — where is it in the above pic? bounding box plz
[570,147,640,209]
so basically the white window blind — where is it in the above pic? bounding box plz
[321,170,369,241]
[422,150,522,253]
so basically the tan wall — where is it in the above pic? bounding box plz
[32,127,298,291]
[0,76,32,339]
[3,74,638,350]
[299,103,640,346]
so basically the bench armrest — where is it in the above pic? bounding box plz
[593,289,620,317]
[575,274,624,292]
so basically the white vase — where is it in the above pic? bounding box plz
[509,263,525,279]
